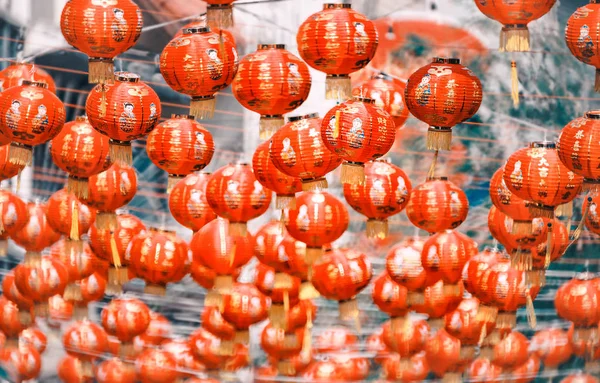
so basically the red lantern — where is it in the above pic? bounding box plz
[331,352,370,381]
[343,159,411,238]
[466,357,502,382]
[585,192,600,236]
[488,205,547,251]
[160,26,238,119]
[462,248,506,320]
[0,145,24,183]
[270,113,342,191]
[321,97,396,184]
[206,162,272,236]
[568,2,600,91]
[0,63,56,93]
[558,112,600,190]
[425,329,471,381]
[382,318,430,357]
[101,297,151,357]
[205,0,236,29]
[297,4,378,100]
[201,305,235,341]
[223,343,251,371]
[0,81,65,166]
[261,323,304,361]
[382,351,430,382]
[366,328,390,365]
[555,273,600,343]
[161,339,206,376]
[411,280,464,329]
[135,349,180,383]
[406,177,469,233]
[63,319,108,364]
[0,189,28,243]
[301,360,346,382]
[371,272,410,323]
[96,358,137,383]
[60,0,142,83]
[254,221,300,274]
[19,327,47,354]
[490,167,536,234]
[190,262,241,290]
[48,294,74,324]
[0,296,30,339]
[253,140,302,209]
[285,190,349,265]
[136,311,171,346]
[492,331,529,370]
[503,141,583,218]
[147,115,215,191]
[77,272,107,314]
[531,328,572,370]
[169,172,217,232]
[404,58,482,150]
[221,283,270,344]
[86,72,161,164]
[512,355,540,383]
[49,239,96,301]
[532,219,569,268]
[232,44,311,138]
[189,327,227,370]
[445,298,496,348]
[58,355,89,383]
[47,188,95,247]
[314,327,357,354]
[353,72,410,129]
[254,263,301,330]
[0,343,41,381]
[2,272,34,326]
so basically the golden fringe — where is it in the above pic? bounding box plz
[88,59,114,84]
[18,311,32,326]
[277,360,297,376]
[34,302,49,318]
[442,283,462,297]
[8,144,32,166]
[234,330,249,344]
[426,128,452,151]
[259,116,285,140]
[366,219,388,239]
[427,150,439,179]
[167,175,184,194]
[555,201,573,218]
[476,304,498,324]
[106,267,127,295]
[341,162,365,185]
[442,373,462,383]
[512,220,532,235]
[500,26,530,52]
[228,222,247,237]
[305,247,322,266]
[511,248,532,271]
[109,141,133,166]
[325,75,352,101]
[526,292,537,329]
[583,179,600,193]
[299,281,320,300]
[496,311,517,330]
[207,6,234,30]
[70,200,80,241]
[0,239,7,257]
[269,304,287,330]
[24,251,42,266]
[190,97,216,120]
[276,195,296,210]
[528,204,554,219]
[526,270,546,288]
[407,291,425,306]
[511,61,520,107]
[301,178,328,191]
[144,283,167,296]
[63,283,83,302]
[67,177,89,199]
[96,211,118,231]
[339,298,359,321]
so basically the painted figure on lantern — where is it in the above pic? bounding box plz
[206,49,223,80]
[194,132,206,160]
[369,179,385,207]
[450,190,461,218]
[578,25,594,60]
[119,102,136,133]
[590,202,598,220]
[443,79,457,114]
[510,161,523,190]
[296,205,310,232]
[287,63,301,96]
[6,100,21,130]
[187,190,203,218]
[111,8,128,42]
[148,103,158,126]
[415,75,431,106]
[32,104,49,133]
[280,137,297,167]
[396,177,408,204]
[349,117,365,149]
[354,22,368,55]
[225,180,240,209]
[327,115,338,142]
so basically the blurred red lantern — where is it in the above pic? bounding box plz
[86,72,161,164]
[0,63,56,93]
[101,297,150,357]
[367,328,391,365]
[48,294,74,324]
[254,263,301,330]
[201,305,235,341]
[381,351,429,382]
[136,349,180,383]
[266,352,311,377]
[488,206,547,254]
[314,327,358,354]
[490,167,536,234]
[425,329,471,380]
[406,177,469,233]
[77,272,107,314]
[343,159,411,238]
[321,97,396,184]
[233,44,311,138]
[566,2,600,91]
[0,189,28,244]
[503,141,583,218]
[555,273,600,343]
[411,280,464,329]
[221,283,270,344]
[297,4,378,100]
[285,190,349,265]
[585,192,600,236]
[558,112,600,190]
[261,323,304,360]
[137,311,171,346]
[63,319,108,364]
[0,296,30,339]
[19,327,47,354]
[254,221,299,274]
[0,145,24,183]
[531,328,572,370]
[189,261,241,290]
[57,355,89,383]
[161,339,206,376]
[49,239,96,300]
[2,272,34,325]
[0,343,41,381]
[206,162,272,236]
[462,247,506,297]
[532,219,569,272]
[492,331,529,370]
[189,327,227,370]
[96,358,137,383]
[382,318,430,357]
[404,58,482,150]
[147,115,215,191]
[0,81,65,166]
[332,352,370,381]
[445,298,496,348]
[205,0,236,29]
[466,357,502,382]
[47,188,95,247]
[371,272,410,322]
[50,116,111,198]
[160,26,238,119]
[301,360,347,382]
[168,172,217,232]
[511,355,540,383]
[353,72,410,129]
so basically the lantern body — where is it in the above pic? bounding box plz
[532,219,569,268]
[411,280,464,321]
[421,230,478,286]
[0,63,56,93]
[14,256,69,308]
[382,351,430,382]
[566,3,600,91]
[406,177,469,233]
[585,193,600,235]
[561,374,600,383]
[555,274,600,328]
[466,357,502,382]
[254,263,300,305]
[78,271,107,304]
[48,295,74,323]
[314,327,358,353]
[202,306,235,340]
[101,297,151,343]
[372,272,410,318]
[488,206,547,250]
[221,283,269,333]
[0,296,28,337]
[168,172,217,232]
[489,167,535,232]
[96,358,137,383]
[558,111,600,188]
[63,319,108,361]
[2,272,34,313]
[254,221,299,274]
[0,344,41,381]
[404,58,482,150]
[89,213,146,267]
[353,72,410,128]
[311,248,372,302]
[0,145,24,181]
[46,188,95,239]
[189,328,227,370]
[136,349,180,383]
[386,237,438,292]
[0,190,28,237]
[137,312,171,346]
[492,331,529,370]
[425,329,467,378]
[161,339,206,377]
[531,328,572,369]
[49,239,96,284]
[382,318,430,357]
[462,248,505,297]
[19,327,47,354]
[260,323,304,360]
[445,297,496,348]
[302,360,346,381]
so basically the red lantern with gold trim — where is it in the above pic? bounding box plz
[261,323,304,361]
[466,357,502,382]
[462,248,506,322]
[321,96,396,184]
[161,339,207,377]
[49,239,96,302]
[0,343,41,381]
[160,26,238,119]
[0,189,28,252]
[488,206,547,251]
[221,283,270,345]
[12,202,61,264]
[47,188,95,250]
[406,177,469,233]
[297,3,378,100]
[168,172,217,233]
[136,349,180,383]
[201,305,235,341]
[566,3,600,91]
[555,273,600,344]
[232,44,311,138]
[382,318,430,357]
[562,374,600,383]
[382,351,430,383]
[189,327,228,370]
[584,192,600,235]
[490,167,536,235]
[253,140,301,209]
[0,63,56,93]
[254,263,301,330]
[270,113,342,191]
[531,219,569,272]
[19,327,47,354]
[101,297,150,357]
[0,81,65,166]
[411,280,464,330]
[254,221,299,275]
[147,114,215,191]
[445,298,496,348]
[492,331,529,370]
[60,0,143,83]
[0,145,24,183]
[425,329,471,381]
[353,72,410,129]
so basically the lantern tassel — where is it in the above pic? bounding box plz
[109,140,133,166]
[526,292,537,329]
[555,201,573,218]
[96,211,118,231]
[167,175,183,194]
[333,110,341,139]
[276,195,296,210]
[301,177,328,192]
[88,58,114,84]
[269,304,287,330]
[207,4,234,30]
[8,144,32,166]
[544,222,553,269]
[229,241,237,267]
[300,310,313,361]
[228,222,247,237]
[67,176,89,199]
[110,235,121,268]
[0,239,7,257]
[427,150,439,179]
[299,280,320,300]
[571,196,592,243]
[259,116,285,140]
[70,200,80,241]
[305,247,323,266]
[427,127,452,151]
[190,96,216,120]
[325,75,351,101]
[283,291,290,313]
[341,162,365,185]
[596,69,600,93]
[366,219,388,239]
[511,60,520,107]
[511,220,532,235]
[500,26,530,52]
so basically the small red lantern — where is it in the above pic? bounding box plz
[566,3,600,91]
[46,188,95,249]
[382,351,430,382]
[285,190,349,265]
[2,272,34,326]
[161,339,207,376]
[77,272,107,314]
[0,81,65,166]
[101,297,151,357]
[261,323,304,361]
[270,113,342,191]
[206,163,271,236]
[353,72,410,129]
[63,319,108,370]
[169,172,217,232]
[555,273,600,343]
[371,272,410,323]
[488,206,547,251]
[49,239,96,300]
[0,189,28,245]
[531,328,572,371]
[466,357,502,382]
[425,329,471,381]
[406,177,469,233]
[382,318,430,357]
[189,327,227,370]
[503,141,583,218]
[492,331,529,370]
[585,192,600,235]
[490,167,536,234]
[19,327,47,354]
[0,343,41,381]
[57,355,88,383]
[445,298,496,349]
[96,358,137,383]
[302,360,347,381]
[137,311,171,346]
[190,262,241,290]
[48,294,74,324]
[254,263,301,330]
[254,221,300,275]
[343,159,411,238]
[201,305,235,341]
[297,4,378,100]
[232,44,311,138]
[561,374,600,383]
[321,96,396,184]
[412,280,464,330]
[0,145,24,183]
[160,26,238,119]
[0,63,56,93]
[86,72,161,165]
[0,296,29,339]
[50,116,111,198]
[221,283,270,344]
[404,58,482,150]
[147,115,215,191]
[136,349,180,383]
[462,248,506,319]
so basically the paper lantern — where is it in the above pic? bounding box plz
[49,239,97,301]
[101,297,150,357]
[206,162,272,236]
[0,296,29,338]
[254,263,301,329]
[161,339,206,377]
[462,248,506,319]
[425,329,470,381]
[60,0,143,83]
[353,72,410,129]
[221,283,270,344]
[466,357,502,382]
[160,26,238,119]
[19,327,47,354]
[86,72,161,165]
[189,328,228,370]
[489,167,536,234]
[321,96,396,184]
[58,355,88,383]
[372,271,410,321]
[302,360,346,381]
[566,2,600,91]
[254,221,300,275]
[2,272,34,326]
[135,349,180,383]
[136,311,171,346]
[147,114,215,191]
[0,63,56,93]
[77,272,107,315]
[0,145,24,183]
[96,358,137,383]
[492,331,529,370]
[269,113,342,191]
[46,188,95,249]
[488,206,547,251]
[48,295,74,324]
[11,203,61,265]
[503,141,583,218]
[0,189,28,243]
[168,172,217,233]
[261,323,304,361]
[445,298,496,348]
[343,159,411,238]
[585,192,600,236]
[406,177,469,233]
[411,280,464,329]
[555,273,600,343]
[382,351,430,383]
[0,81,65,165]
[382,318,430,357]
[0,343,41,381]
[232,44,311,138]
[201,305,235,341]
[531,328,573,370]
[63,319,108,364]
[405,57,482,150]
[297,3,378,100]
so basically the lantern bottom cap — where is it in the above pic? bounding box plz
[426,127,452,151]
[63,283,83,302]
[190,96,216,120]
[325,75,351,101]
[67,176,90,200]
[88,59,115,84]
[341,162,365,185]
[0,239,7,257]
[301,178,328,191]
[499,26,530,53]
[338,298,359,322]
[24,251,42,266]
[259,115,284,140]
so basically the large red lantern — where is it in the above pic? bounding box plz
[101,297,150,357]
[490,167,536,234]
[343,159,411,238]
[321,96,396,184]
[168,172,217,232]
[585,192,600,235]
[261,323,304,361]
[86,72,161,165]
[60,0,143,83]
[353,72,410,129]
[566,2,600,91]
[19,327,47,354]
[147,115,215,191]
[0,343,41,381]
[297,4,378,100]
[404,58,482,150]
[0,81,65,165]
[160,26,238,119]
[555,273,600,344]
[221,283,270,344]
[135,349,180,383]
[57,355,88,383]
[412,280,464,330]
[0,189,28,250]
[12,203,61,264]
[46,188,95,249]
[503,141,583,218]
[0,63,56,93]
[406,177,469,233]
[201,305,235,341]
[270,113,342,191]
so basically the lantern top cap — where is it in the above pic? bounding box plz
[426,176,448,181]
[171,114,195,120]
[22,80,48,89]
[574,272,598,281]
[585,110,600,119]
[373,72,394,81]
[432,57,461,64]
[184,26,210,34]
[75,115,88,122]
[258,44,285,50]
[288,113,319,122]
[323,3,352,9]
[529,141,555,149]
[115,72,140,83]
[353,96,375,104]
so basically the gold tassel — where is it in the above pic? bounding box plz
[499,26,530,52]
[555,201,573,218]
[67,177,89,199]
[478,322,487,347]
[88,59,115,84]
[427,150,439,179]
[341,162,365,185]
[544,222,553,269]
[259,116,285,140]
[301,178,328,191]
[325,75,351,101]
[365,219,388,239]
[70,200,80,241]
[276,195,296,210]
[206,4,234,30]
[0,239,7,257]
[526,292,537,329]
[283,291,290,312]
[511,61,519,107]
[229,241,237,267]
[571,196,592,242]
[110,235,121,268]
[8,144,32,166]
[300,310,312,360]
[99,86,107,118]
[426,127,452,151]
[109,141,133,166]
[512,220,532,235]
[167,175,183,194]
[190,96,216,120]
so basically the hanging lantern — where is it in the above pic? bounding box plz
[561,374,600,383]
[0,81,65,166]
[343,159,411,239]
[46,188,95,252]
[19,327,47,354]
[50,116,111,198]
[86,72,161,165]
[190,261,241,290]
[406,177,469,233]
[372,272,410,325]
[585,192,600,235]
[382,318,430,358]
[232,44,311,138]
[0,343,41,382]
[254,221,303,286]
[161,339,207,377]
[321,96,396,184]
[160,26,238,119]
[201,305,236,343]
[530,328,573,372]
[254,263,301,330]
[297,3,378,100]
[425,329,471,383]
[555,273,600,345]
[0,296,30,343]
[285,190,349,265]
[270,113,342,191]
[260,323,304,362]
[11,202,61,265]
[49,239,96,302]
[168,172,217,233]
[314,327,358,354]
[0,63,56,93]
[60,0,143,83]
[189,327,228,370]
[382,351,430,383]
[411,280,464,330]
[135,349,180,383]
[566,2,600,91]
[0,145,24,183]
[531,218,569,272]
[0,189,28,256]
[62,319,108,378]
[147,115,215,192]
[302,360,347,381]
[466,357,502,382]
[353,72,410,129]
[491,331,530,371]
[136,311,172,347]
[96,358,137,383]
[445,298,496,353]
[2,272,35,326]
[48,295,74,324]
[252,140,302,209]
[75,272,107,319]
[404,57,482,150]
[221,283,270,345]
[489,167,536,234]
[101,297,151,358]
[206,162,272,236]
[488,206,547,252]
